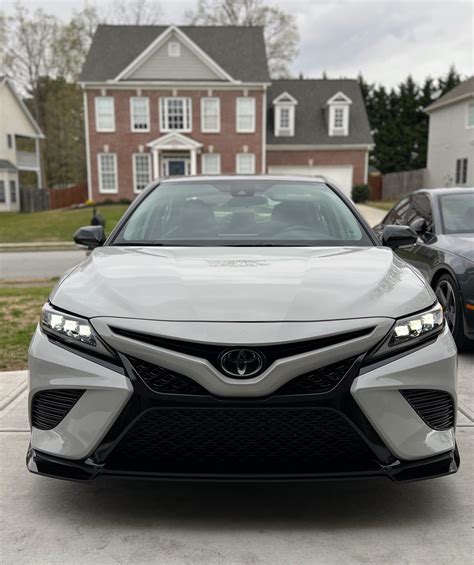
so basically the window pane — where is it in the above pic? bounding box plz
[99,154,117,192]
[237,97,255,132]
[131,97,149,130]
[96,97,114,131]
[134,154,151,191]
[237,153,255,174]
[462,159,468,184]
[468,103,474,127]
[279,108,290,128]
[455,159,462,184]
[202,154,220,175]
[202,98,219,131]
[0,181,5,203]
[334,108,344,128]
[10,180,16,203]
[163,98,190,130]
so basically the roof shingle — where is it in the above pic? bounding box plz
[425,77,474,112]
[80,25,270,83]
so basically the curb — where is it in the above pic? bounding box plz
[0,242,82,253]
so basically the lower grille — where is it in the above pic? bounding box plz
[275,357,356,395]
[107,407,377,474]
[31,389,84,430]
[128,356,208,395]
[401,389,455,430]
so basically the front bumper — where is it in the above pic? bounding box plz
[27,324,459,482]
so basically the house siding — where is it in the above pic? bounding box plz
[266,149,367,185]
[426,100,474,188]
[86,88,265,201]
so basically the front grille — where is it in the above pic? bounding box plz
[275,357,356,395]
[31,389,84,430]
[401,389,455,430]
[128,356,208,395]
[112,326,373,377]
[107,407,377,474]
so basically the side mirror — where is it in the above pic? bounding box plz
[382,224,418,249]
[410,217,427,235]
[74,225,106,250]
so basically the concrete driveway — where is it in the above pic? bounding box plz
[1,352,473,564]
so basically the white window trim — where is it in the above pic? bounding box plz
[130,97,150,132]
[200,97,221,133]
[132,153,152,194]
[329,104,349,136]
[159,97,192,133]
[201,153,221,175]
[467,101,474,129]
[97,153,118,194]
[274,104,295,137]
[95,96,115,132]
[236,153,256,174]
[236,97,256,133]
[168,41,180,57]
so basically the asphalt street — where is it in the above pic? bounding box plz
[1,352,472,565]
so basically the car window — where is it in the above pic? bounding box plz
[439,193,474,234]
[410,193,434,231]
[385,197,411,225]
[113,179,373,247]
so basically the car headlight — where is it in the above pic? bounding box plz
[40,304,113,358]
[372,302,444,359]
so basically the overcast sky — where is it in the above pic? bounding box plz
[2,0,473,87]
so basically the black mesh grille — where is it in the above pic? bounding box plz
[128,356,208,395]
[31,389,84,430]
[275,357,356,395]
[107,408,377,474]
[401,389,455,431]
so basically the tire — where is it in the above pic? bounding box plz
[434,273,469,351]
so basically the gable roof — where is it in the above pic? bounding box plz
[80,25,270,83]
[0,76,44,138]
[425,77,474,112]
[267,79,373,146]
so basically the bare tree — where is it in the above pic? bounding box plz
[106,0,162,25]
[186,0,299,77]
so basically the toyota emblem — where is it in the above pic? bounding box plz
[219,349,265,378]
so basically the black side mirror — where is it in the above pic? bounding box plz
[410,217,427,235]
[74,225,106,250]
[382,224,418,249]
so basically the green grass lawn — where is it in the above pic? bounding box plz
[0,204,129,243]
[0,286,52,371]
[366,200,396,211]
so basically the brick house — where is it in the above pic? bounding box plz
[80,25,373,201]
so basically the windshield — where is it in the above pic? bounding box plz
[439,193,474,234]
[113,179,371,247]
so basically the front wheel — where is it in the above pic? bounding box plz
[435,274,468,350]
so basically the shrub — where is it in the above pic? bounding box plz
[351,184,370,203]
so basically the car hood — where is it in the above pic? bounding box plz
[51,246,434,322]
[436,234,474,262]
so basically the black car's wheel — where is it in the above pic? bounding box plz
[435,274,468,350]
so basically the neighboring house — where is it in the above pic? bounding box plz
[0,76,44,212]
[425,76,474,188]
[79,25,373,201]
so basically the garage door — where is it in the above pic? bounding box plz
[267,165,354,198]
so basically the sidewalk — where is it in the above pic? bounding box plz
[0,241,78,252]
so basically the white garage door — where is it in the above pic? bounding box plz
[267,165,354,198]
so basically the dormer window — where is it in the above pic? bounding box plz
[273,92,297,137]
[326,91,352,136]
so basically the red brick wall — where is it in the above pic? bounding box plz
[266,149,368,186]
[86,88,265,202]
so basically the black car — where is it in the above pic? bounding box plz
[374,188,474,350]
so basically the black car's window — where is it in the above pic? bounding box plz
[113,179,372,247]
[385,197,411,225]
[439,193,474,234]
[409,193,434,231]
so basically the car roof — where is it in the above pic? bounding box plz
[415,187,474,196]
[160,174,329,184]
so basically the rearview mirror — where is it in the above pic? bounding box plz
[382,225,417,249]
[74,225,106,250]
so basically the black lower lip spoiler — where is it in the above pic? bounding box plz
[26,445,459,484]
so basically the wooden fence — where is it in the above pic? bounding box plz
[382,168,427,200]
[48,184,88,209]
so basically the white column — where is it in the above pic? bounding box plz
[153,149,159,179]
[190,149,197,176]
[35,137,43,188]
